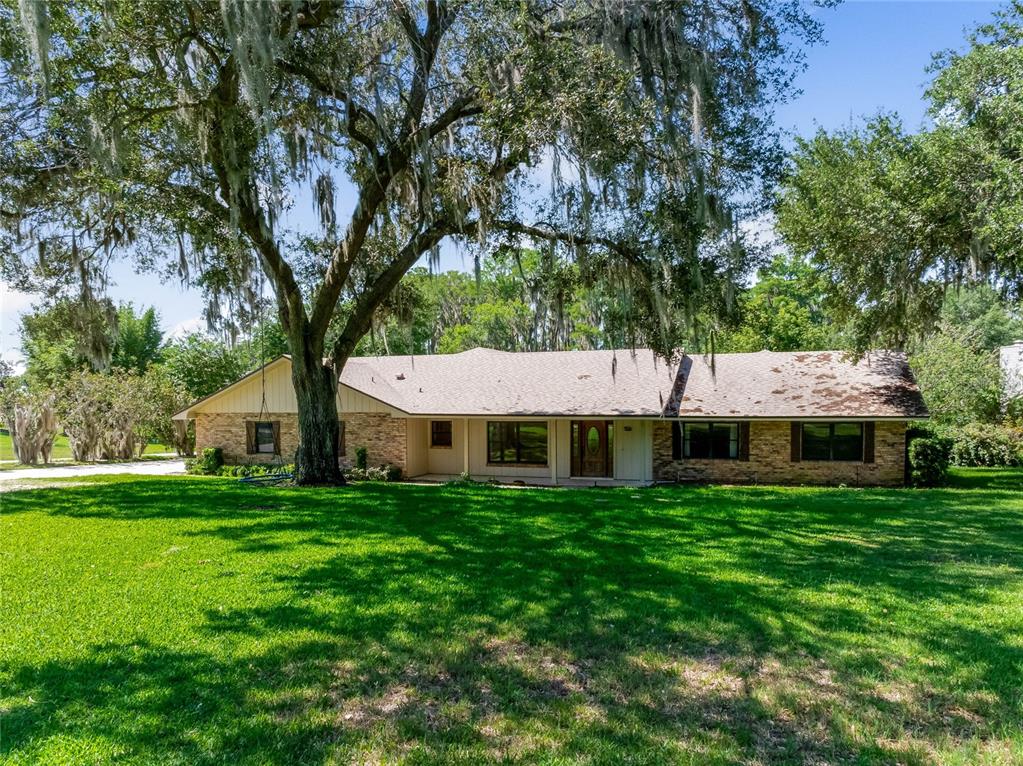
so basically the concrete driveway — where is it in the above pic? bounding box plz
[0,459,186,483]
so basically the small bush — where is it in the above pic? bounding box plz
[215,463,294,478]
[186,447,224,475]
[355,446,368,471]
[947,423,1023,467]
[908,437,950,487]
[343,463,402,482]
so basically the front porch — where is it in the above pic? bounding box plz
[402,416,655,485]
[406,472,653,488]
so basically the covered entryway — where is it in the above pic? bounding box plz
[571,420,613,478]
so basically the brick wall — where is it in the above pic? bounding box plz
[194,412,301,465]
[339,413,407,472]
[194,411,408,475]
[652,420,907,487]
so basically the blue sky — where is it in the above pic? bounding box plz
[0,0,1003,367]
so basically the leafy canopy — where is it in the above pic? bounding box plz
[2,0,823,362]
[775,3,1023,350]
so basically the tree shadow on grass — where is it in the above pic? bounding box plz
[3,474,1023,763]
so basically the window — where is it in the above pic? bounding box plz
[431,420,453,448]
[801,422,863,461]
[487,421,548,465]
[683,422,739,460]
[337,421,346,458]
[253,421,277,454]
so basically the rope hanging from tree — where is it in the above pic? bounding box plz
[241,260,292,485]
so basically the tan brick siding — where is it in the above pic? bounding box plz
[194,413,301,465]
[339,413,407,472]
[652,420,907,487]
[195,411,408,475]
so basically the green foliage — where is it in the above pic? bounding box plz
[111,304,164,374]
[186,447,224,476]
[718,255,837,352]
[947,423,1023,468]
[927,2,1023,267]
[354,446,368,471]
[3,473,1023,763]
[343,464,403,482]
[161,333,248,400]
[908,437,951,487]
[19,299,163,387]
[910,330,1002,427]
[217,463,294,478]
[775,4,1023,349]
[938,285,1023,351]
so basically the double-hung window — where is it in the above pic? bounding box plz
[801,422,863,461]
[431,420,453,448]
[683,422,739,459]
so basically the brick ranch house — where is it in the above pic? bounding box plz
[172,347,928,486]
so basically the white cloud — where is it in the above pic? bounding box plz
[167,316,205,339]
[0,281,35,317]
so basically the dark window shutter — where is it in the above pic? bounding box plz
[739,422,750,462]
[245,421,256,454]
[671,421,682,460]
[271,421,282,455]
[863,421,875,463]
[790,422,801,462]
[337,421,346,457]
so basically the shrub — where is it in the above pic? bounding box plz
[908,437,950,487]
[947,423,1023,467]
[355,446,368,470]
[216,463,294,478]
[186,447,224,475]
[343,463,402,482]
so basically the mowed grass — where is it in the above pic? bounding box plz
[2,471,1022,765]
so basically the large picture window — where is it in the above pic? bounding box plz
[684,422,739,460]
[487,421,548,465]
[431,420,453,448]
[801,422,863,461]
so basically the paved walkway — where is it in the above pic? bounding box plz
[0,459,186,482]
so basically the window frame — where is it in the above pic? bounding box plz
[682,422,740,460]
[800,422,864,462]
[486,421,549,466]
[430,420,453,448]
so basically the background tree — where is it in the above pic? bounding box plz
[0,381,58,464]
[3,0,822,483]
[161,333,249,401]
[717,254,836,352]
[775,3,1023,350]
[19,299,162,387]
[111,304,164,374]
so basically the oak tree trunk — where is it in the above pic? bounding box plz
[290,342,343,486]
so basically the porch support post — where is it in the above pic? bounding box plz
[550,419,557,485]
[463,418,470,477]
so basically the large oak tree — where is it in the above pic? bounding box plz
[1,0,821,483]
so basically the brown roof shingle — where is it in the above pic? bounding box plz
[341,348,927,419]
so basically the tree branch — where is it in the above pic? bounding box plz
[330,215,455,363]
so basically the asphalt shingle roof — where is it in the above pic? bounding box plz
[341,348,927,419]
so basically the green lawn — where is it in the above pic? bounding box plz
[0,429,170,464]
[2,470,1022,765]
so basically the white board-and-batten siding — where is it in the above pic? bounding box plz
[187,359,402,417]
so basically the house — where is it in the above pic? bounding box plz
[1001,340,1023,407]
[172,347,928,487]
